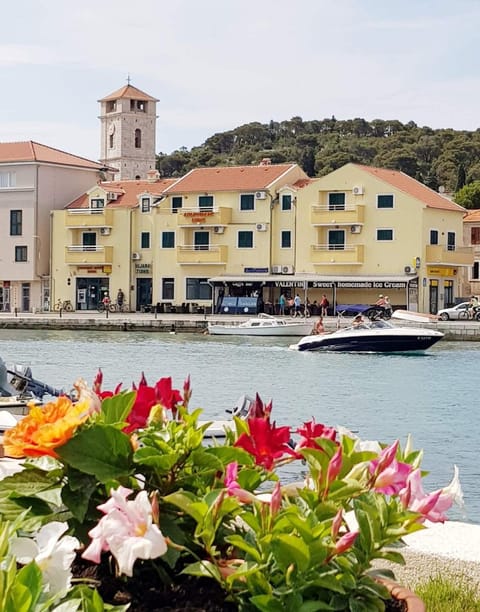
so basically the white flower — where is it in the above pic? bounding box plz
[11,521,79,597]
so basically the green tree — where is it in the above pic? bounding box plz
[454,181,480,209]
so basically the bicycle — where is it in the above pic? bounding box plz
[53,299,73,312]
[109,302,130,313]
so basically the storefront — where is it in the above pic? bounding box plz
[208,275,418,315]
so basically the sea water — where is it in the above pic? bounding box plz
[0,329,478,523]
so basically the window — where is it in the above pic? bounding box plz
[471,228,480,245]
[91,198,105,209]
[186,278,212,300]
[377,229,394,241]
[328,193,345,211]
[162,278,175,300]
[135,129,142,148]
[0,172,16,188]
[281,194,292,211]
[444,280,454,307]
[473,262,480,280]
[106,101,116,112]
[82,232,96,250]
[240,194,255,211]
[141,232,150,249]
[199,195,213,210]
[430,229,439,245]
[377,194,394,209]
[15,246,27,262]
[328,230,345,250]
[447,232,455,251]
[10,210,22,236]
[141,197,151,213]
[162,231,175,248]
[109,134,114,148]
[172,196,183,213]
[281,230,291,248]
[238,231,253,248]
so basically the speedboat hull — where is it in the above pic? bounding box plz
[291,320,444,353]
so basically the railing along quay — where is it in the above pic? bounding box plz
[0,312,479,340]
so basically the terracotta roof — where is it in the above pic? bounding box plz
[98,84,158,103]
[66,178,176,209]
[463,209,480,222]
[354,164,465,213]
[164,163,299,194]
[0,141,108,170]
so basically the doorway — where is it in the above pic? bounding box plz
[136,278,152,311]
[76,278,109,310]
[429,280,438,314]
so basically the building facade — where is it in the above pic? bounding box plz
[462,209,480,298]
[98,84,158,181]
[0,142,108,312]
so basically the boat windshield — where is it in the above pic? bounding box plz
[368,320,393,329]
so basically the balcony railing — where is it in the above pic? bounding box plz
[425,245,473,266]
[310,204,365,226]
[65,245,113,265]
[310,244,364,265]
[177,244,228,264]
[65,208,113,228]
[176,207,232,227]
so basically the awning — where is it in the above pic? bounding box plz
[208,274,417,287]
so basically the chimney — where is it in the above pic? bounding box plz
[147,169,160,182]
[259,158,272,166]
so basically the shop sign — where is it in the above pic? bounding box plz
[274,281,311,288]
[336,281,407,289]
[244,268,269,273]
[78,266,101,274]
[135,263,151,274]
[183,211,215,224]
[427,267,456,277]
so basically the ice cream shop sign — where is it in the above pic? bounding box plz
[183,210,215,224]
[135,263,151,275]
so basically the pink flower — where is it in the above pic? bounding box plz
[224,462,256,504]
[296,419,337,451]
[82,486,167,576]
[370,441,412,495]
[334,530,359,554]
[400,469,454,523]
[326,446,342,489]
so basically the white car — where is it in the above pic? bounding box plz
[437,302,472,321]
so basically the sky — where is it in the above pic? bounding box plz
[2,0,480,162]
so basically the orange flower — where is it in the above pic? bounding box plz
[3,396,90,458]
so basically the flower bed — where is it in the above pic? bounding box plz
[0,371,461,610]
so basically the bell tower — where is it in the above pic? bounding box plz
[99,82,158,180]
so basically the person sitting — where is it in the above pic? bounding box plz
[313,317,325,334]
[352,314,366,328]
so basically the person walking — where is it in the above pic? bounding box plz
[294,294,301,316]
[279,293,286,316]
[320,294,329,317]
[116,288,125,307]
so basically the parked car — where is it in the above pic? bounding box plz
[437,302,471,320]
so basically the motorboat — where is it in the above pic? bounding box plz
[207,313,314,336]
[289,319,444,353]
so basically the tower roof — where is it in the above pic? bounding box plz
[98,84,159,103]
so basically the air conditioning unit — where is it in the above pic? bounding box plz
[132,252,141,261]
[272,265,282,274]
[107,192,118,201]
[213,226,224,234]
[255,191,267,200]
[256,223,267,231]
[404,265,415,275]
[100,227,111,236]
[282,265,294,275]
[350,225,362,234]
[352,185,364,195]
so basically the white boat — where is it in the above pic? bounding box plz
[208,313,314,336]
[289,319,444,353]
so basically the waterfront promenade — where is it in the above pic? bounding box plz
[0,310,479,340]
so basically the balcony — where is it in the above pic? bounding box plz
[176,207,232,227]
[177,244,228,265]
[311,204,365,226]
[425,245,473,267]
[311,244,365,265]
[65,208,114,228]
[65,245,114,265]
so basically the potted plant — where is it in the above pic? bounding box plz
[0,372,461,610]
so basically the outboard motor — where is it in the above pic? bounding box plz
[3,360,66,400]
[0,357,17,397]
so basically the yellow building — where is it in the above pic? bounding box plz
[51,161,472,315]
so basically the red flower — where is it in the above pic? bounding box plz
[124,377,183,433]
[92,368,122,400]
[296,419,336,451]
[247,393,272,419]
[155,377,183,412]
[234,418,296,470]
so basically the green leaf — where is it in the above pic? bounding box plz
[61,473,97,522]
[225,534,262,562]
[133,448,178,471]
[181,560,221,581]
[163,491,206,523]
[0,468,61,496]
[99,391,136,426]
[7,561,43,612]
[271,533,311,572]
[57,425,132,482]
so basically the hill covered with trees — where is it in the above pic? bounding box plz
[156,116,480,202]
